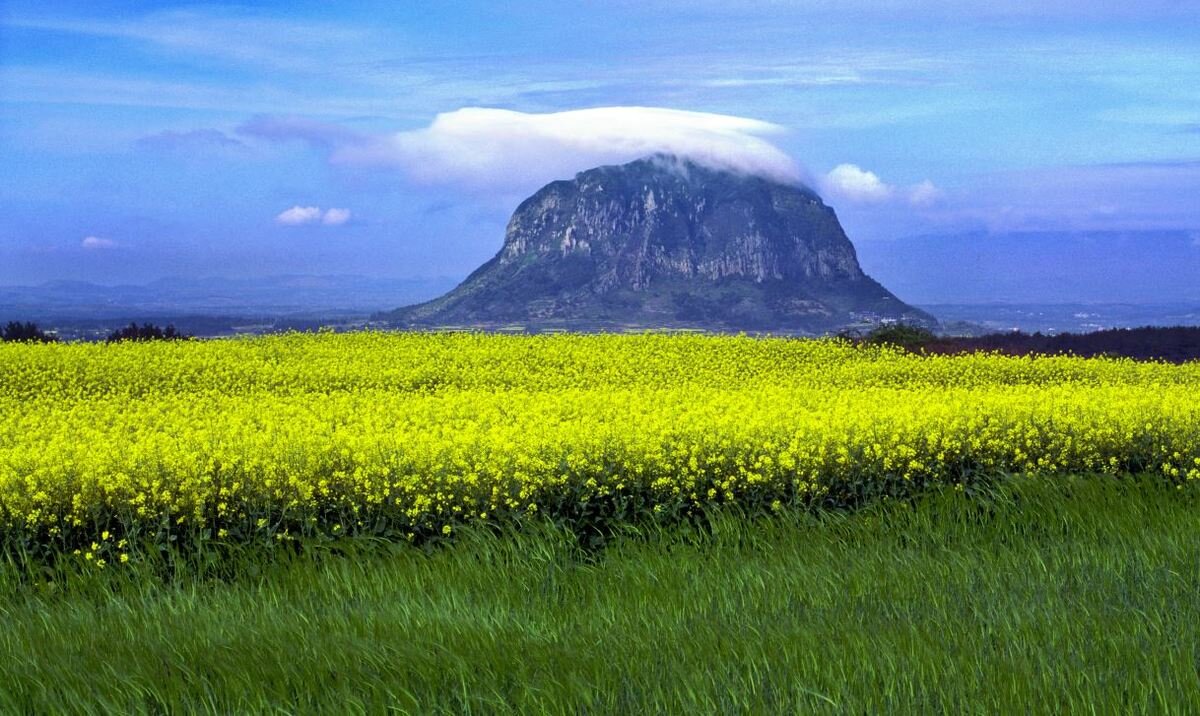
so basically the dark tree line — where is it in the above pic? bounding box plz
[106,323,191,342]
[4,320,193,343]
[2,321,58,343]
[858,324,1200,363]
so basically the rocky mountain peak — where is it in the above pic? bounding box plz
[387,154,933,332]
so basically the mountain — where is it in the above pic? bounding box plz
[385,155,932,333]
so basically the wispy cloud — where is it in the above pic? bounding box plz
[609,0,1200,21]
[1098,107,1200,129]
[821,164,940,206]
[10,10,377,72]
[904,160,1200,235]
[275,206,322,226]
[322,208,352,226]
[3,4,955,121]
[238,115,366,149]
[908,180,944,207]
[687,51,951,91]
[0,66,397,117]
[136,129,245,152]
[276,206,352,226]
[81,236,117,250]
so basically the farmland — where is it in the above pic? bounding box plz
[2,332,1200,710]
[1,332,1198,563]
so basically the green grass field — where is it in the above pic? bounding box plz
[2,474,1197,713]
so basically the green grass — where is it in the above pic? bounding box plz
[2,475,1198,713]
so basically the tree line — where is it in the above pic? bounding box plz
[857,324,1200,363]
[2,321,191,343]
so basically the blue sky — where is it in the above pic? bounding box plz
[2,0,1199,286]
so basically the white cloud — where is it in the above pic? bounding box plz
[822,164,942,207]
[908,179,944,207]
[322,208,351,225]
[332,106,804,189]
[275,206,322,225]
[275,205,352,226]
[81,236,117,249]
[822,164,893,203]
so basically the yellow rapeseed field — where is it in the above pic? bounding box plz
[1,332,1198,559]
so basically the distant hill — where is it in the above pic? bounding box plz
[0,275,457,320]
[916,303,1200,334]
[384,154,932,333]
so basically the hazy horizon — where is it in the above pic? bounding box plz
[6,227,1200,309]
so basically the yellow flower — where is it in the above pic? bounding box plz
[0,332,1196,555]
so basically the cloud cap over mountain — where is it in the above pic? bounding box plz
[333,106,805,190]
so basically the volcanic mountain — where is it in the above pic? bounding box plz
[385,155,933,332]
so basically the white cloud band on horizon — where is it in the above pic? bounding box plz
[330,106,805,189]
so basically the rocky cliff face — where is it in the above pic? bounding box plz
[387,154,933,332]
